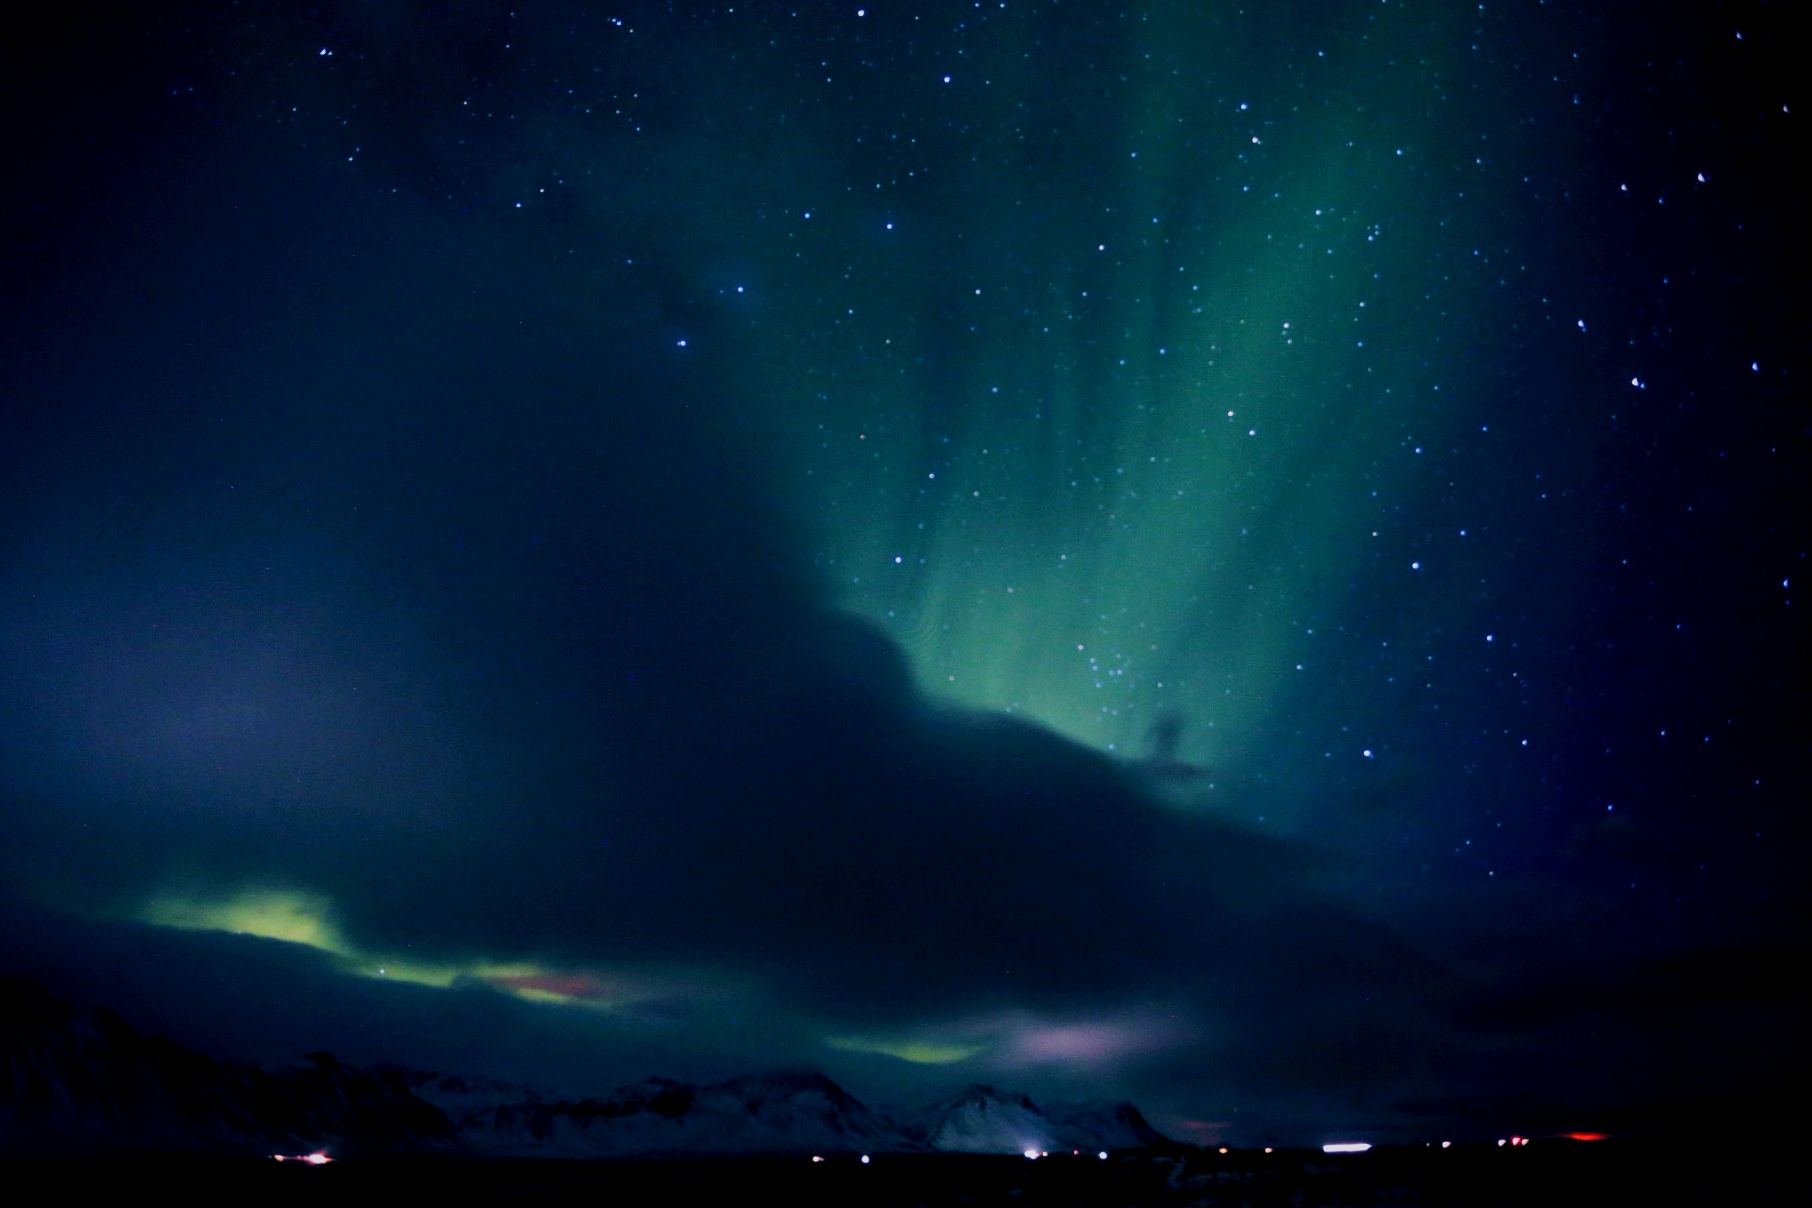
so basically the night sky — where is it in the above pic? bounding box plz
[1,0,1803,1146]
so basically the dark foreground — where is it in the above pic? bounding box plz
[5,1141,1791,1207]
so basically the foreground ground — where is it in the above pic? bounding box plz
[4,1140,1789,1206]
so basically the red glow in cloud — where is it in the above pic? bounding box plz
[487,972,613,1001]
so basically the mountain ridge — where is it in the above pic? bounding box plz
[1,977,1174,1158]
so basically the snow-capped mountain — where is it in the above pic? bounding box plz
[896,1084,1175,1155]
[0,976,455,1158]
[898,1084,1060,1153]
[2,978,1173,1158]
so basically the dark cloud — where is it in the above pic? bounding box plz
[0,245,1285,991]
[0,190,1431,1126]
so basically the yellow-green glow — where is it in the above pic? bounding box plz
[144,889,350,955]
[827,1034,986,1065]
[139,889,626,1006]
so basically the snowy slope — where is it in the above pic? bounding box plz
[898,1084,1061,1154]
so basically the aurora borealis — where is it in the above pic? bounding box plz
[747,2,1513,772]
[1,1,1802,1144]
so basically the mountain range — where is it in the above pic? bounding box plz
[1,977,1171,1159]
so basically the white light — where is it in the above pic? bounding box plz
[1441,1141,1452,1149]
[1323,1143,1372,1154]
[812,1156,824,1163]
[860,1154,870,1164]
[1098,1151,1108,1160]
[1024,1149,1040,1159]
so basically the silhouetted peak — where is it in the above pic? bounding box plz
[0,975,75,1030]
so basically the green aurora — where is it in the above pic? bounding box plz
[654,3,1536,807]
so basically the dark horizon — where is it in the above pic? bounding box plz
[1,0,1803,1150]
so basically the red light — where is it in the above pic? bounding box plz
[1565,1132,1608,1142]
